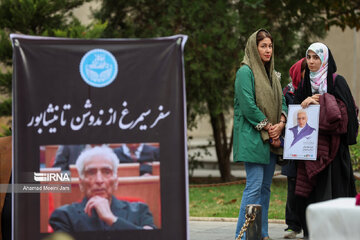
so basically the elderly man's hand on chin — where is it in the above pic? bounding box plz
[84,195,117,226]
[84,195,154,229]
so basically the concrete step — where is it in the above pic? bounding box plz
[190,160,283,171]
[190,169,285,179]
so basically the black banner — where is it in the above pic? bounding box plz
[11,34,188,240]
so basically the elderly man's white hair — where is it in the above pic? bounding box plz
[75,145,119,178]
[293,109,308,126]
[297,109,307,116]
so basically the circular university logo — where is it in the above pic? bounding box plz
[79,49,118,88]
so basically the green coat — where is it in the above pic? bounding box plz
[233,65,287,164]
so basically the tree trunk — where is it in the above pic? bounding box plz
[209,111,234,182]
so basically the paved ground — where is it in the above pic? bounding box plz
[189,169,292,240]
[189,219,302,240]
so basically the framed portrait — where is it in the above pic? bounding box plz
[283,104,320,160]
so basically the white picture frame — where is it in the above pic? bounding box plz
[283,104,320,160]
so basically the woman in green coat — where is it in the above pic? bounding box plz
[234,29,287,240]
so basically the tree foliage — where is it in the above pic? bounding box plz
[320,0,360,30]
[95,0,241,181]
[0,0,359,180]
[94,0,360,181]
[0,0,106,117]
[0,0,86,34]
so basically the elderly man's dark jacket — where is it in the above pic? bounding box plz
[49,196,156,232]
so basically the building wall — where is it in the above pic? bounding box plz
[322,27,360,107]
[72,1,101,25]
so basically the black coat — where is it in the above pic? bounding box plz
[113,145,159,175]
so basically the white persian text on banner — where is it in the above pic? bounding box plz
[26,99,171,134]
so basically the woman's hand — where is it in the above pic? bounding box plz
[270,138,281,148]
[263,123,272,131]
[268,122,285,140]
[301,96,319,108]
[311,94,321,102]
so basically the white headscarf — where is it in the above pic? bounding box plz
[306,42,329,94]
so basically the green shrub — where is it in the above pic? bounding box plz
[350,133,360,171]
